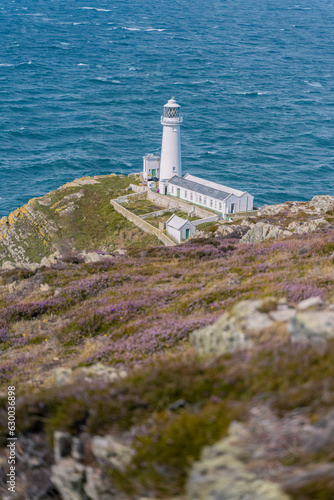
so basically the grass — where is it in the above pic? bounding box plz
[8,338,334,497]
[122,198,162,216]
[1,179,334,498]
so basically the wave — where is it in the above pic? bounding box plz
[304,81,322,88]
[80,7,112,12]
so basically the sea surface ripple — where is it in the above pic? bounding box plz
[0,0,334,215]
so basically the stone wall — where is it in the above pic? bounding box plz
[147,190,215,218]
[193,216,219,226]
[110,200,176,247]
[140,208,179,220]
[129,183,148,194]
[114,192,147,204]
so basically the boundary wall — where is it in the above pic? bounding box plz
[192,216,219,226]
[110,199,176,247]
[129,184,148,194]
[140,208,179,220]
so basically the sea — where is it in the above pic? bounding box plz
[1,0,334,216]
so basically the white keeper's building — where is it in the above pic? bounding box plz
[143,98,254,218]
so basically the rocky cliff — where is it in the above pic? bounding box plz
[0,176,334,500]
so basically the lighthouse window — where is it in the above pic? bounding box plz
[173,166,176,171]
[164,107,180,119]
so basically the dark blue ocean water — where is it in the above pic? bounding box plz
[1,0,334,216]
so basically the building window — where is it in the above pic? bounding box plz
[210,199,213,207]
[219,203,222,210]
[171,186,174,193]
[215,201,217,208]
[190,193,193,201]
[199,196,202,203]
[173,166,176,172]
[184,191,187,198]
[204,197,206,205]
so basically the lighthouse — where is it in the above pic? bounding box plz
[159,97,183,194]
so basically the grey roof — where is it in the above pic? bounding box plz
[168,176,230,201]
[166,214,190,230]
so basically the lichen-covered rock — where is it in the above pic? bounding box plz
[287,218,328,234]
[241,222,292,243]
[191,300,276,356]
[91,435,134,471]
[53,367,73,386]
[187,422,290,500]
[311,194,334,213]
[191,311,252,356]
[84,466,121,500]
[80,251,114,263]
[288,311,334,343]
[51,458,86,500]
[297,295,323,310]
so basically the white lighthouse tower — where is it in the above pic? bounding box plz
[159,97,183,194]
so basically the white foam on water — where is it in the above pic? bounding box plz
[0,64,14,67]
[145,28,165,32]
[122,27,140,31]
[77,63,88,66]
[81,7,112,12]
[304,81,322,87]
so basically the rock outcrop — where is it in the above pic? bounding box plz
[241,222,292,243]
[191,297,332,356]
[187,421,290,500]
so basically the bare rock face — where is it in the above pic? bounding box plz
[241,222,292,243]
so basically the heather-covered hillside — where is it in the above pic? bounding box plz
[0,176,334,500]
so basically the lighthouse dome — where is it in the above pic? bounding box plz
[163,97,181,119]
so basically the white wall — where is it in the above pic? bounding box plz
[166,221,195,243]
[166,225,182,243]
[143,156,160,181]
[160,123,182,181]
[168,183,254,215]
[168,184,226,214]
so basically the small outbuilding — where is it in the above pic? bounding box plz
[166,214,196,243]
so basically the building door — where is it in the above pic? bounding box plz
[177,188,180,198]
[165,186,167,195]
[231,203,235,213]
[152,169,156,178]
[185,229,190,239]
